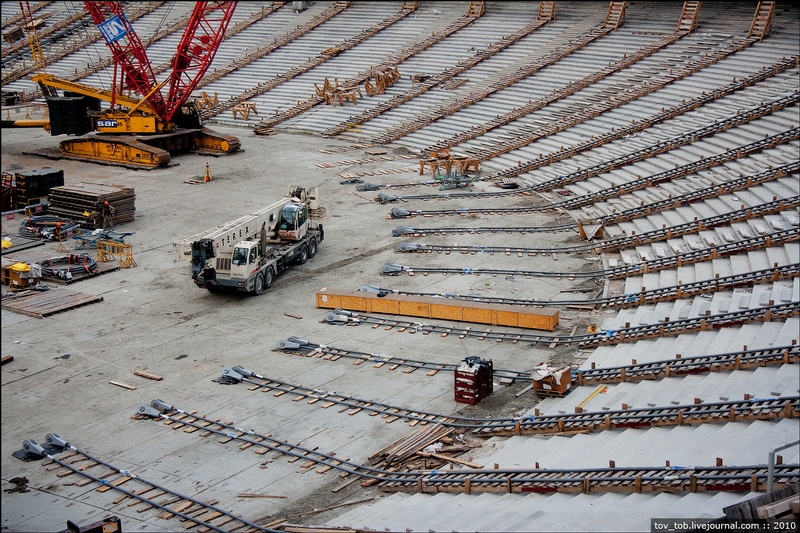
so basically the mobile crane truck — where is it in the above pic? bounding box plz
[173,187,323,295]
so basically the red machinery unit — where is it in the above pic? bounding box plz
[454,357,493,405]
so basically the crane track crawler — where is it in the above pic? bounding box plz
[57,128,241,168]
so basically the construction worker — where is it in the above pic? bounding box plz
[54,222,62,240]
[100,201,116,230]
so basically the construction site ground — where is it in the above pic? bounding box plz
[0,122,599,531]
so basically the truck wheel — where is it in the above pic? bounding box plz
[308,238,317,258]
[298,245,308,264]
[252,273,265,295]
[264,267,274,288]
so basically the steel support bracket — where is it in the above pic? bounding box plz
[45,433,69,449]
[150,399,175,413]
[136,403,162,417]
[23,439,46,457]
[221,367,244,382]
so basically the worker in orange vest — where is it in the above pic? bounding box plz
[100,201,116,230]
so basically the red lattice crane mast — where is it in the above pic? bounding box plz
[83,1,165,113]
[164,1,235,123]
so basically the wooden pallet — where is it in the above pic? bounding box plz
[1,288,103,318]
[0,236,45,255]
[534,386,573,398]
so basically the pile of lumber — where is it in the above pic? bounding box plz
[374,424,483,463]
[365,424,484,479]
[370,424,454,466]
[47,183,135,229]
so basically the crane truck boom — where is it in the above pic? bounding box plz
[174,187,323,295]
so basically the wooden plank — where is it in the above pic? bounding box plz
[415,452,483,469]
[158,500,193,519]
[96,475,131,492]
[186,511,222,527]
[756,496,799,519]
[134,370,163,381]
[109,381,136,390]
[218,432,241,444]
[514,382,534,397]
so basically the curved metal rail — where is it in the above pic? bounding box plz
[216,366,507,429]
[389,160,795,247]
[218,361,800,438]
[579,302,800,348]
[273,338,798,387]
[132,401,800,495]
[273,336,532,382]
[473,397,799,437]
[376,463,800,494]
[29,428,799,505]
[383,227,799,281]
[576,345,800,385]
[20,434,279,533]
[393,223,578,236]
[365,263,800,310]
[387,130,799,217]
[319,301,800,348]
[134,400,447,478]
[395,195,799,255]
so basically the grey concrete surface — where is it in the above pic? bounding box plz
[1,123,591,532]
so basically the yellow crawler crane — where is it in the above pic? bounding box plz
[31,73,239,168]
[21,1,240,168]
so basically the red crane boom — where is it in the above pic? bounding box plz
[83,1,165,113]
[83,1,235,125]
[165,1,236,123]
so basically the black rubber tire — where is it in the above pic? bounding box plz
[298,245,308,264]
[308,238,317,258]
[264,267,274,288]
[252,272,265,295]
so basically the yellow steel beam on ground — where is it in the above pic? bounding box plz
[316,288,559,331]
[577,384,608,409]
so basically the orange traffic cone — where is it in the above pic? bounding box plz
[204,162,212,182]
